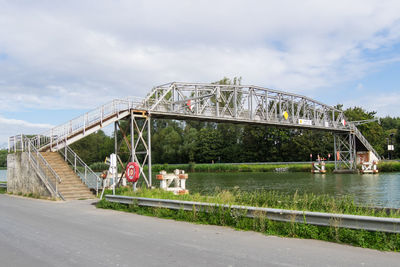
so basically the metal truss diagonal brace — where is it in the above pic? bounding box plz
[131,112,152,187]
[334,133,356,171]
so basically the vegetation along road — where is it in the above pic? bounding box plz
[0,194,399,267]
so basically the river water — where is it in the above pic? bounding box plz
[2,169,400,208]
[0,170,6,182]
[186,172,400,208]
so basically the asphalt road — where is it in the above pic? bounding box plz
[0,194,399,267]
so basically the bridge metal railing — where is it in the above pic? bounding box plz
[142,82,350,132]
[29,98,145,152]
[8,134,24,152]
[9,135,64,200]
[58,144,101,195]
[349,124,381,160]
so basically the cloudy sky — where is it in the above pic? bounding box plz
[1,0,400,146]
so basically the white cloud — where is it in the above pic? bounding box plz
[343,92,400,117]
[0,117,53,129]
[0,116,53,147]
[0,0,400,113]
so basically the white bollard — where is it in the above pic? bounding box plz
[160,180,167,189]
[321,162,326,173]
[157,169,189,195]
[373,161,378,173]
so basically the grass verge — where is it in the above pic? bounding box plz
[97,187,400,251]
[97,196,400,251]
[101,187,400,218]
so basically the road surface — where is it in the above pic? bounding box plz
[0,194,399,266]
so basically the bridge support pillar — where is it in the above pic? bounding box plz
[333,133,356,172]
[130,111,152,188]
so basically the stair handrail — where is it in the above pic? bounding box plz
[349,123,381,160]
[30,98,146,151]
[58,143,101,195]
[12,135,64,200]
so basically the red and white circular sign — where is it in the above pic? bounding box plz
[126,162,140,183]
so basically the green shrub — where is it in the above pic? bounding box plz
[379,162,400,172]
[89,162,109,172]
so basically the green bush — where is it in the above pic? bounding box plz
[379,162,400,172]
[89,162,109,172]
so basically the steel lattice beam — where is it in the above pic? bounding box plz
[141,82,348,133]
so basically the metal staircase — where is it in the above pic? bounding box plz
[350,123,381,160]
[41,152,95,200]
[58,144,101,194]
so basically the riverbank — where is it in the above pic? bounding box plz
[89,161,400,173]
[0,182,6,194]
[97,187,400,251]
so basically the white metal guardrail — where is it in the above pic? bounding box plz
[105,195,400,233]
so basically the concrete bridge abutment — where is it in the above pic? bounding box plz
[6,152,51,197]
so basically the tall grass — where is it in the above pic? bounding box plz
[97,192,400,251]
[379,161,400,172]
[101,187,399,218]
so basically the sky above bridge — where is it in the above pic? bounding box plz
[1,0,400,146]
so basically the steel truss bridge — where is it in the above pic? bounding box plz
[9,82,380,192]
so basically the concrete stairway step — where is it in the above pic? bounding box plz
[60,189,92,194]
[60,181,85,185]
[40,151,95,200]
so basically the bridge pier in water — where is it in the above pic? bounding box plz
[333,133,357,172]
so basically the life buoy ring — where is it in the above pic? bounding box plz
[100,170,108,179]
[126,162,140,182]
